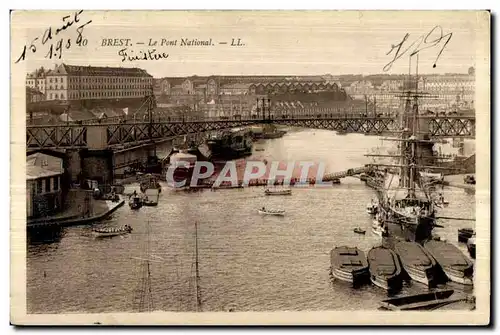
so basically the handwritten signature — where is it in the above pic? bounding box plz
[15,10,92,63]
[383,26,452,72]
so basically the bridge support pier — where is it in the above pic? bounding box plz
[65,150,82,184]
[80,149,114,185]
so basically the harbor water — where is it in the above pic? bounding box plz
[27,129,475,313]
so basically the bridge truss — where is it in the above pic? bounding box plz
[26,116,475,150]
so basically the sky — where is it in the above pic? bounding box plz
[10,10,487,78]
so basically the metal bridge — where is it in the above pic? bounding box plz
[26,114,475,150]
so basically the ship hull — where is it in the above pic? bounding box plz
[394,241,437,287]
[208,144,252,160]
[381,205,435,244]
[207,129,253,161]
[330,247,370,287]
[331,267,370,286]
[367,247,403,293]
[424,240,474,286]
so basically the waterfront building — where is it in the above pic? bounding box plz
[417,73,475,112]
[344,80,376,99]
[154,75,343,98]
[26,87,45,103]
[26,67,48,95]
[26,153,64,219]
[44,63,153,102]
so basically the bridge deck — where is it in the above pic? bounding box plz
[26,115,476,150]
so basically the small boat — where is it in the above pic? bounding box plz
[458,228,475,243]
[142,188,160,206]
[467,235,476,259]
[394,241,437,287]
[92,225,133,238]
[264,188,292,196]
[371,217,387,236]
[379,289,468,311]
[129,195,143,210]
[331,178,341,184]
[366,201,378,215]
[139,174,162,194]
[424,240,474,285]
[255,148,265,152]
[258,208,285,216]
[330,246,369,287]
[353,227,366,235]
[372,226,384,236]
[367,246,402,293]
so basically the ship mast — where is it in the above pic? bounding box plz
[194,221,201,312]
[148,85,157,157]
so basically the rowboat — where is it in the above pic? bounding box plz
[353,227,366,234]
[424,240,474,285]
[92,225,133,238]
[258,208,285,216]
[264,188,292,196]
[330,246,369,287]
[129,195,143,210]
[379,290,469,311]
[367,246,402,293]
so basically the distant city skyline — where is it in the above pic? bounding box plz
[26,64,474,79]
[12,11,483,79]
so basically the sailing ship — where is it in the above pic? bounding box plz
[367,62,447,245]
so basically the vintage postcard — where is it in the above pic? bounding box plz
[10,10,490,325]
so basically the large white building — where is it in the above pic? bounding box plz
[26,68,48,95]
[31,64,153,101]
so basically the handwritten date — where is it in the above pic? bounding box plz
[383,26,453,72]
[15,10,92,63]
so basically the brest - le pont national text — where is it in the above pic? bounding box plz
[101,37,246,62]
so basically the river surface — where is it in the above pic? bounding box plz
[27,129,475,313]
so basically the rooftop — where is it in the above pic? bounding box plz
[26,165,63,180]
[46,64,153,78]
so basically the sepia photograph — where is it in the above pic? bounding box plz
[10,9,490,325]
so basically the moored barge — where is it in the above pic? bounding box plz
[330,246,369,287]
[424,240,474,285]
[458,228,474,243]
[467,235,476,259]
[367,246,402,293]
[394,241,436,287]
